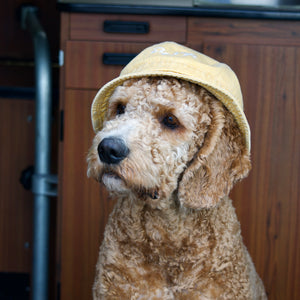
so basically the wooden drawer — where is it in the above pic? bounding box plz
[69,13,186,43]
[65,41,154,89]
[188,17,300,46]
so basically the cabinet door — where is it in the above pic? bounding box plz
[191,42,300,300]
[0,99,35,273]
[60,89,115,300]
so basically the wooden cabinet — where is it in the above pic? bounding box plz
[59,12,300,300]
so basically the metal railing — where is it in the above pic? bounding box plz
[21,5,57,300]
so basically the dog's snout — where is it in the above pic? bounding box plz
[98,137,129,164]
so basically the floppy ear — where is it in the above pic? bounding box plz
[178,99,251,209]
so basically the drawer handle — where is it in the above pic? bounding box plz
[102,53,137,66]
[103,20,149,34]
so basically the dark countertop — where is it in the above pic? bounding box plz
[57,3,300,20]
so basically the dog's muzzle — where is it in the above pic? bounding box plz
[98,137,129,165]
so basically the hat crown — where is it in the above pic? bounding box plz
[121,42,244,111]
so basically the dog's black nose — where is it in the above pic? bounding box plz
[98,137,129,164]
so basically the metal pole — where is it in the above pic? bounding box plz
[21,6,52,300]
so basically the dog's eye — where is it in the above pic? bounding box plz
[162,114,180,130]
[116,103,126,115]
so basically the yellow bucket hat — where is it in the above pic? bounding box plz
[91,41,251,152]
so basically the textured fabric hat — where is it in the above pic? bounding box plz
[91,42,251,152]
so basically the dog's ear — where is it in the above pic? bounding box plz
[178,99,251,209]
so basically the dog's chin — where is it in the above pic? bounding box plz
[102,172,130,193]
[101,171,161,201]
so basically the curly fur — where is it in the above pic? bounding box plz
[87,77,267,299]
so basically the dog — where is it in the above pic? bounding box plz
[87,75,267,299]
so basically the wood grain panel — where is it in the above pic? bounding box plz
[0,99,35,272]
[70,13,186,43]
[188,18,300,46]
[195,42,300,300]
[65,41,153,89]
[60,89,115,300]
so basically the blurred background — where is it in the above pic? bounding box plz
[0,1,300,299]
[0,1,59,299]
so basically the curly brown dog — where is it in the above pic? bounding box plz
[87,77,267,299]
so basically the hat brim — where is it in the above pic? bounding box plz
[91,72,251,152]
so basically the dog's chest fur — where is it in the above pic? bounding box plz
[98,195,252,296]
